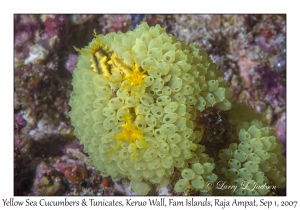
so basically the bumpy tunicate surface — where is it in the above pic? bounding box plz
[69,22,284,195]
[215,119,286,195]
[69,23,229,195]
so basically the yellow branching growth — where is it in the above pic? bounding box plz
[110,113,148,162]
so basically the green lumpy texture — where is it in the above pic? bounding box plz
[69,22,225,195]
[174,179,189,192]
[214,119,286,195]
[69,22,285,195]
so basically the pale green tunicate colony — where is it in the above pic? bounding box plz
[69,22,234,195]
[215,119,286,195]
[69,22,285,196]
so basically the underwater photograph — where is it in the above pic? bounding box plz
[14,14,286,196]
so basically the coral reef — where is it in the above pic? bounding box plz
[14,15,286,196]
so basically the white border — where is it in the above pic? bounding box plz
[2,1,298,209]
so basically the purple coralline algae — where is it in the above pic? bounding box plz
[100,15,131,34]
[14,114,27,132]
[64,54,78,73]
[256,66,286,97]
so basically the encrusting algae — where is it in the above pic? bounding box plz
[68,22,286,195]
